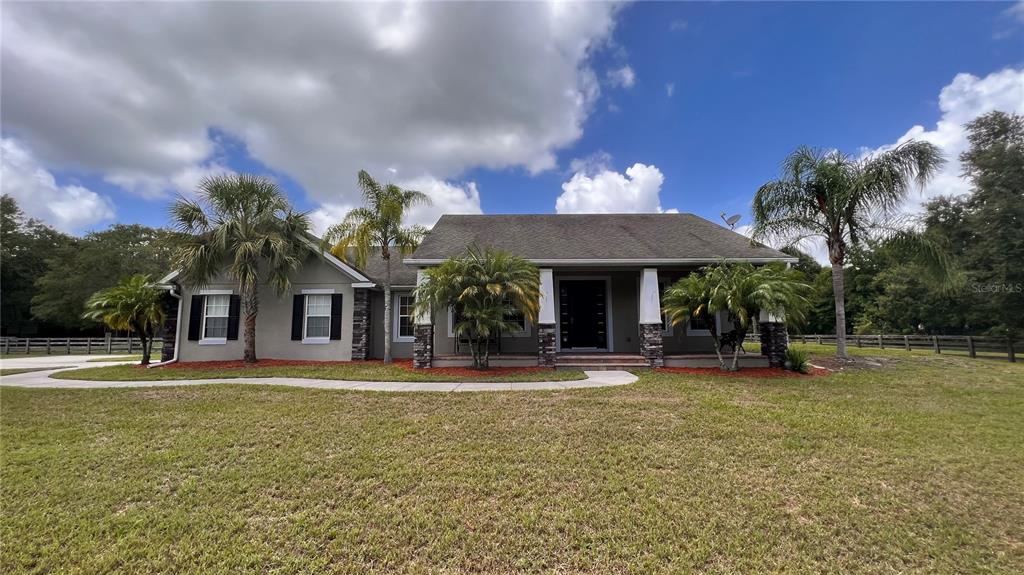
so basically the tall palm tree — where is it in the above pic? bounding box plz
[662,262,808,371]
[170,174,311,363]
[83,274,166,365]
[414,247,540,369]
[752,141,944,358]
[323,170,430,363]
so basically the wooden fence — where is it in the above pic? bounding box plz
[793,333,1016,363]
[0,335,162,356]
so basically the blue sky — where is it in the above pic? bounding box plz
[2,1,1022,242]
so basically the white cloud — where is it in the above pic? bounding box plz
[1,138,114,233]
[607,65,636,88]
[666,82,675,97]
[865,68,1024,214]
[308,175,481,235]
[669,19,688,32]
[556,161,671,214]
[1,2,623,206]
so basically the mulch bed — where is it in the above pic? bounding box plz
[160,358,560,377]
[656,366,828,378]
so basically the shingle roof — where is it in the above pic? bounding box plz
[406,213,792,263]
[342,247,418,286]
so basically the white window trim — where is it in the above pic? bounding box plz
[199,291,232,345]
[445,304,531,339]
[393,293,415,343]
[302,291,334,344]
[685,311,722,337]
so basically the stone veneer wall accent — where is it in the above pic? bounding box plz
[351,288,371,360]
[160,292,178,361]
[639,323,664,367]
[537,323,557,367]
[413,324,434,369]
[759,322,788,368]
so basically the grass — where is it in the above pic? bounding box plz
[85,355,143,363]
[2,352,1022,573]
[50,362,587,384]
[0,367,73,376]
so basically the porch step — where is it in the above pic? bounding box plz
[556,354,650,370]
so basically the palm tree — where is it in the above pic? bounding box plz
[752,141,944,358]
[663,262,809,371]
[83,274,166,365]
[170,174,311,363]
[323,170,430,363]
[414,247,540,369]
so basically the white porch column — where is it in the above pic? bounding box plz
[639,268,662,324]
[538,268,556,325]
[537,268,557,367]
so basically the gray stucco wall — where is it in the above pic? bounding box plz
[177,257,356,362]
[369,290,414,360]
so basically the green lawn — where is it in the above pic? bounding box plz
[2,352,1022,573]
[85,354,143,363]
[51,362,587,383]
[0,367,73,376]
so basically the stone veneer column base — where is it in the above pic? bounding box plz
[537,323,557,367]
[640,323,664,368]
[759,322,788,368]
[413,324,434,369]
[351,288,371,360]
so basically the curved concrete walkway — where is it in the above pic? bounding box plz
[0,356,637,392]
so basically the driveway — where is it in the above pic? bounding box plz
[0,357,637,392]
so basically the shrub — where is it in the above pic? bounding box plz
[784,347,809,373]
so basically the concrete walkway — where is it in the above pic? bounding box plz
[0,356,637,392]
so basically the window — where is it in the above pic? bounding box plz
[304,294,332,339]
[202,294,230,340]
[394,294,415,342]
[503,295,528,336]
[686,312,719,336]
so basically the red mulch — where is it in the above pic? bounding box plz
[656,366,828,378]
[160,358,558,377]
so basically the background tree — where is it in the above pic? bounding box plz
[662,262,808,371]
[0,196,73,336]
[82,275,165,365]
[32,224,182,332]
[752,141,944,358]
[323,170,429,364]
[414,247,540,369]
[171,174,311,363]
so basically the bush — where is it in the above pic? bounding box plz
[784,347,809,373]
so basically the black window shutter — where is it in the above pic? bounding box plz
[226,295,241,340]
[187,296,204,341]
[291,294,305,341]
[330,294,343,340]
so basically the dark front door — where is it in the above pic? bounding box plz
[559,280,607,349]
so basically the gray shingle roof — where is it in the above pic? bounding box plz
[341,247,418,286]
[406,213,792,263]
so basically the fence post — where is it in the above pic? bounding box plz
[801,334,806,344]
[46,338,52,355]
[967,336,976,359]
[86,338,92,354]
[878,335,884,349]
[105,332,112,353]
[904,335,910,352]
[25,339,30,354]
[66,338,71,354]
[1009,339,1016,363]
[3,338,9,355]
[816,335,822,345]
[127,335,133,354]
[855,335,862,348]
[933,336,940,354]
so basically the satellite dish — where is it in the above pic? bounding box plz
[720,213,742,229]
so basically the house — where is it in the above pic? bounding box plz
[157,213,795,369]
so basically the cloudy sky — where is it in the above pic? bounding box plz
[2,1,1022,257]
